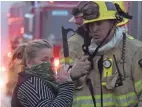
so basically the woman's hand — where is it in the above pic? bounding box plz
[54,65,72,84]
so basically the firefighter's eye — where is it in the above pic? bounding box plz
[95,21,102,25]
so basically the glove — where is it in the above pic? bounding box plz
[69,55,91,80]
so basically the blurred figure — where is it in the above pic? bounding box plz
[68,26,91,61]
[10,36,30,51]
[60,3,91,62]
[1,35,30,107]
[6,44,26,96]
[5,36,30,97]
[60,26,90,63]
[60,19,91,90]
[1,45,26,107]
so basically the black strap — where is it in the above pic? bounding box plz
[86,78,96,107]
[114,3,133,20]
[98,55,104,107]
[113,55,123,87]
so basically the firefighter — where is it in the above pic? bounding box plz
[66,1,129,61]
[60,1,129,65]
[67,1,142,107]
[60,1,130,90]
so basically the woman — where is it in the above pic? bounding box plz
[11,39,74,107]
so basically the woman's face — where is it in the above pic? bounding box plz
[26,48,53,68]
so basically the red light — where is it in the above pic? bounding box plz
[49,1,54,4]
[1,66,6,72]
[8,52,12,58]
[7,13,10,17]
[20,27,24,34]
[54,58,59,68]
[0,66,6,89]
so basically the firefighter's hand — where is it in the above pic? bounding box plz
[69,55,91,80]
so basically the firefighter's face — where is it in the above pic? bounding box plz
[88,20,115,44]
[26,48,53,68]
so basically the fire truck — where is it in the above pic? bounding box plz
[3,1,80,76]
[8,1,79,59]
[6,1,142,66]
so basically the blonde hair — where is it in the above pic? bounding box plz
[22,39,52,66]
[6,39,52,96]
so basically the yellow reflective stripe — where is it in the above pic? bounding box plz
[102,82,107,86]
[72,103,94,107]
[127,36,134,40]
[73,92,138,107]
[115,92,138,106]
[59,58,73,64]
[135,80,142,94]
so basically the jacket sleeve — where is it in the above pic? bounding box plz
[60,41,83,62]
[60,41,86,89]
[131,47,142,107]
[17,77,74,107]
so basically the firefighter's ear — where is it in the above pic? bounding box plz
[138,59,142,68]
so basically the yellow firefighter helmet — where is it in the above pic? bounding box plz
[83,1,129,26]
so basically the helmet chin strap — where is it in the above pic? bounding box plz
[99,23,116,46]
[88,21,117,63]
